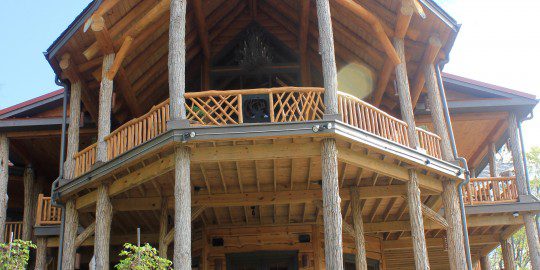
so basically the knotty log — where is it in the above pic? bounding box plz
[96,54,115,162]
[351,188,367,270]
[0,133,8,243]
[159,197,169,258]
[500,237,515,270]
[407,169,430,269]
[22,165,35,241]
[34,237,47,270]
[168,0,188,121]
[65,81,82,179]
[94,184,113,270]
[62,199,78,270]
[321,138,344,270]
[508,112,540,268]
[174,146,191,270]
[441,180,466,270]
[315,0,338,115]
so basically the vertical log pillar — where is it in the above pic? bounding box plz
[488,143,497,177]
[425,63,466,269]
[96,54,115,163]
[508,112,540,269]
[351,188,367,270]
[500,237,515,270]
[94,184,113,270]
[62,200,78,270]
[315,0,338,115]
[321,139,344,270]
[0,133,8,243]
[159,197,169,258]
[22,165,35,241]
[393,37,430,269]
[169,1,191,270]
[35,237,47,270]
[65,81,82,179]
[479,256,490,270]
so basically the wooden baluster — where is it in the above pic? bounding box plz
[237,94,243,124]
[269,93,275,123]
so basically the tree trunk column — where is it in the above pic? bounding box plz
[65,81,82,179]
[424,63,466,269]
[96,54,115,163]
[488,143,497,177]
[508,112,540,269]
[22,165,35,241]
[62,200,79,270]
[315,0,338,115]
[174,146,191,270]
[159,197,169,258]
[351,188,367,270]
[34,237,47,270]
[169,0,188,121]
[500,237,515,270]
[0,133,9,243]
[479,256,490,270]
[321,139,344,270]
[94,184,113,270]
[394,37,430,269]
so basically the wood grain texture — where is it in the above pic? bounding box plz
[174,146,191,270]
[351,188,368,270]
[500,237,515,270]
[0,133,8,243]
[97,54,115,162]
[316,0,339,115]
[34,237,47,270]
[94,184,113,270]
[407,169,430,269]
[442,179,466,270]
[65,81,82,180]
[479,256,490,270]
[168,0,187,121]
[62,199,78,270]
[22,166,34,241]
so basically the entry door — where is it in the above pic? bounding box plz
[227,251,298,270]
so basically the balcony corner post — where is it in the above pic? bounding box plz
[62,199,79,270]
[65,81,82,180]
[96,54,115,163]
[0,133,9,243]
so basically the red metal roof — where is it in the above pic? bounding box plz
[0,88,64,116]
[443,72,537,100]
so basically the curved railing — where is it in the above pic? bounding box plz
[463,177,519,205]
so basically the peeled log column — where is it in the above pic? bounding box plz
[0,133,9,243]
[62,199,79,270]
[315,0,338,115]
[479,256,490,270]
[65,81,82,179]
[34,237,47,270]
[96,54,115,163]
[489,143,498,177]
[321,139,344,270]
[94,184,113,270]
[407,169,430,269]
[22,165,35,241]
[500,237,515,270]
[169,0,188,121]
[508,113,540,268]
[351,188,367,270]
[174,146,191,270]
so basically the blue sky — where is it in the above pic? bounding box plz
[1,0,539,148]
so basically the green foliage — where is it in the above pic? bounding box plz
[0,240,36,270]
[115,243,172,270]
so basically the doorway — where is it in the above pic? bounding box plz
[226,251,298,270]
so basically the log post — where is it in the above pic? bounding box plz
[424,62,466,269]
[22,165,35,241]
[62,200,79,270]
[500,237,515,270]
[315,0,338,115]
[479,256,490,270]
[169,0,188,121]
[94,184,113,270]
[508,112,540,269]
[65,81,82,179]
[96,54,115,163]
[0,133,8,243]
[174,146,191,270]
[393,37,430,269]
[488,143,497,177]
[351,188,367,270]
[321,138,344,270]
[34,237,47,270]
[159,197,169,258]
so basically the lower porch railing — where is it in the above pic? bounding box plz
[35,194,62,226]
[4,222,23,241]
[463,177,519,205]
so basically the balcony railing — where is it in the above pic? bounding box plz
[73,87,442,177]
[35,194,62,226]
[4,222,22,241]
[463,177,519,205]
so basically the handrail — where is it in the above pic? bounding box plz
[462,177,518,205]
[35,194,62,226]
[4,222,23,241]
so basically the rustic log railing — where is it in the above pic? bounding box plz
[35,194,62,226]
[4,222,23,241]
[72,87,444,177]
[463,177,519,205]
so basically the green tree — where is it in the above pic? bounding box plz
[115,243,172,270]
[0,240,36,270]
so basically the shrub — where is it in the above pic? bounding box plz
[0,240,36,270]
[115,243,172,270]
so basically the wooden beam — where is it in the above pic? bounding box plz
[420,202,448,228]
[75,222,96,248]
[395,3,414,39]
[335,0,400,65]
[410,36,442,107]
[192,0,210,59]
[383,234,499,251]
[106,36,134,80]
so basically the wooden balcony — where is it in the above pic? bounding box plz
[73,87,442,177]
[463,177,519,205]
[4,222,22,241]
[35,194,62,226]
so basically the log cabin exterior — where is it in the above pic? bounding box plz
[0,0,539,269]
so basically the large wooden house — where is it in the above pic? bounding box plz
[0,0,539,269]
